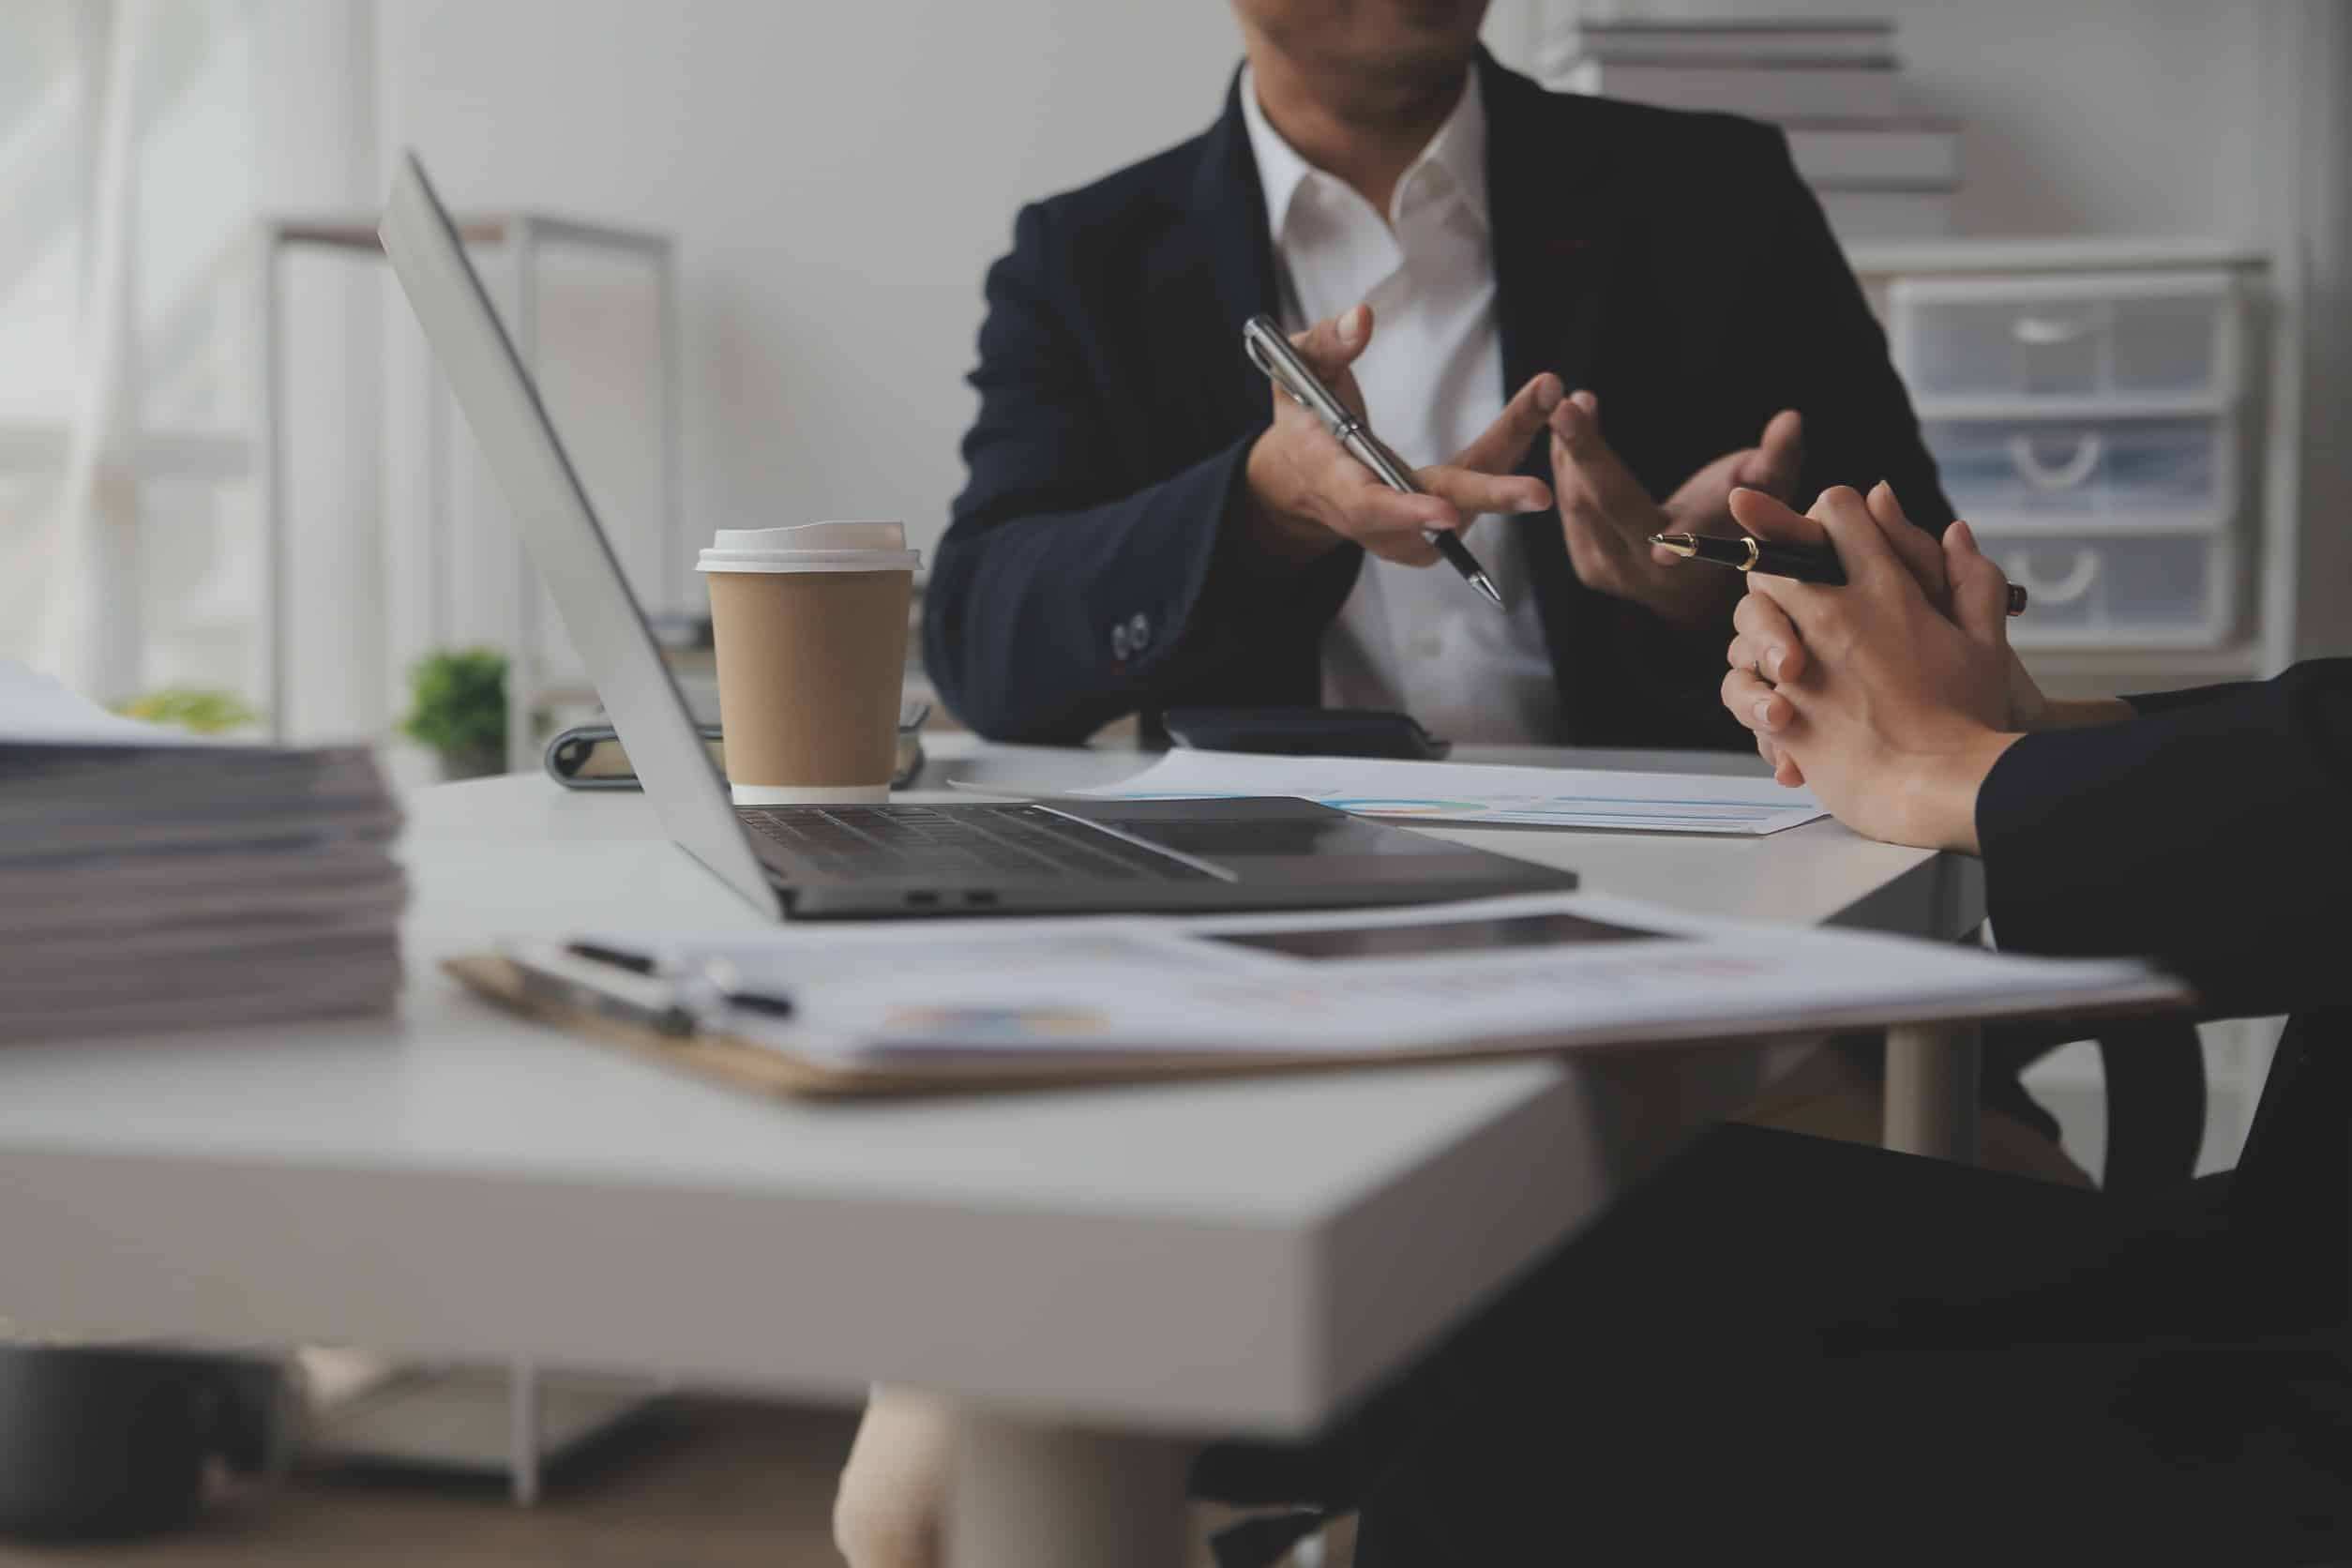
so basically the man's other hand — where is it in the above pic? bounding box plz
[1548,392,1803,635]
[1242,303,1560,568]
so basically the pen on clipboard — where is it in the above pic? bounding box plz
[1242,313,1504,610]
[1650,531,2030,616]
[505,940,796,1040]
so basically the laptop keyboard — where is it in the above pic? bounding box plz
[737,804,1218,883]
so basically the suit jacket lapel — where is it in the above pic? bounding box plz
[1482,51,1623,421]
[1479,53,1629,739]
[1192,68,1283,437]
[1189,66,1365,631]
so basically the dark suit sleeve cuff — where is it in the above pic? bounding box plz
[1974,724,2160,963]
[1200,430,1341,616]
[1974,690,2287,979]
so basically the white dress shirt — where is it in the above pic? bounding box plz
[1241,68,1559,745]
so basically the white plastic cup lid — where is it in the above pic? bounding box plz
[696,520,922,575]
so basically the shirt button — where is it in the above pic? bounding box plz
[1128,611,1152,652]
[1110,623,1131,660]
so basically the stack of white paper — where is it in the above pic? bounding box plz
[0,663,405,1044]
[1542,18,1960,242]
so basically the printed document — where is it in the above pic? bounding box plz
[1061,750,1826,835]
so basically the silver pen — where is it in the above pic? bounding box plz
[1242,313,1503,608]
[506,940,795,1039]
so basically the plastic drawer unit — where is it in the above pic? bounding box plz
[1892,272,2241,408]
[1892,271,2245,650]
[1967,524,2237,648]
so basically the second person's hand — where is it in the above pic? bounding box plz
[1242,303,1561,569]
[1726,480,1948,783]
[1718,485,2022,850]
[1726,481,2068,784]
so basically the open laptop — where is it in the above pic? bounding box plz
[379,152,1576,918]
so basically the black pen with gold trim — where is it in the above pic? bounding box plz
[1650,531,2028,616]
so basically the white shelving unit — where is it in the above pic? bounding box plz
[256,211,685,769]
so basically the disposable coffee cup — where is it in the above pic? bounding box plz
[696,520,921,805]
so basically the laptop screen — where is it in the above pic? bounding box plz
[379,153,776,912]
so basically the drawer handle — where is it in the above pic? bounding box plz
[2005,431,2105,490]
[2012,313,2092,347]
[2002,548,2102,605]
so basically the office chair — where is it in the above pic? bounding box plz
[1991,1019,2209,1196]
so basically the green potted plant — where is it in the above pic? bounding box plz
[400,648,508,780]
[111,687,261,736]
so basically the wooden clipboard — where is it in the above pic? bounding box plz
[444,952,2188,1105]
[444,952,1742,1102]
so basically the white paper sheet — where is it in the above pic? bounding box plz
[0,658,218,747]
[534,891,2180,1068]
[1062,750,1827,836]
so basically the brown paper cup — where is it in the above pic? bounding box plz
[698,523,918,805]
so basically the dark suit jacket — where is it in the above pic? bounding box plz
[924,51,1952,746]
[1978,657,2352,1304]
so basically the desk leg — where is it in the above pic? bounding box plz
[508,1360,541,1506]
[944,1412,1189,1568]
[1883,1020,1982,1163]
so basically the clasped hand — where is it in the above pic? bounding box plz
[1717,481,2033,852]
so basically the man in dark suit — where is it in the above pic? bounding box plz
[1313,487,2351,1563]
[922,0,1949,750]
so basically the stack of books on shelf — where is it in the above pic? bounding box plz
[0,662,405,1044]
[1543,16,1959,240]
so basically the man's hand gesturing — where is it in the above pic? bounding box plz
[1242,302,1562,569]
[1547,391,1805,635]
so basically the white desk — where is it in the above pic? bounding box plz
[0,746,1982,1566]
